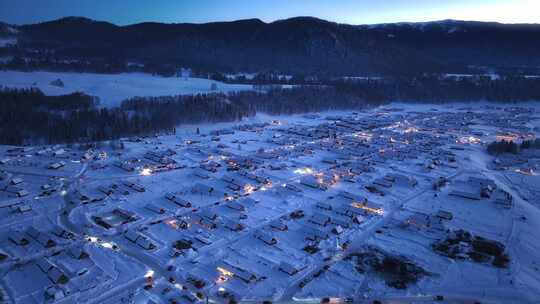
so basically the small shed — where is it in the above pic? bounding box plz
[255,231,277,245]
[48,267,69,284]
[124,230,141,242]
[145,203,166,214]
[136,236,155,250]
[279,261,305,276]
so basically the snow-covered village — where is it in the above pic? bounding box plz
[2,1,540,303]
[0,101,539,303]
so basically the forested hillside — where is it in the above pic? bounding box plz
[1,17,540,76]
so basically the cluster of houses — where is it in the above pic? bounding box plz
[367,173,417,195]
[124,229,156,250]
[450,177,497,201]
[401,211,449,235]
[19,244,109,302]
[97,180,145,197]
[89,112,461,300]
[0,175,29,198]
[0,104,537,303]
[447,176,515,209]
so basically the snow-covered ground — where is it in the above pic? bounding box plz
[0,37,17,47]
[0,103,539,303]
[0,71,254,107]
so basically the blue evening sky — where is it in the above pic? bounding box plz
[0,0,538,25]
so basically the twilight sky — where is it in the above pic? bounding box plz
[0,0,538,25]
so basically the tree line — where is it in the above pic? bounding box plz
[1,75,539,145]
[487,139,540,155]
[332,75,540,103]
[0,88,254,145]
[487,141,520,155]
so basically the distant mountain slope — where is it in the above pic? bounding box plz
[2,17,540,75]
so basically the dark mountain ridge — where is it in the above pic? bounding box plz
[2,16,540,76]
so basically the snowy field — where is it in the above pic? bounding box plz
[0,37,17,47]
[0,71,254,107]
